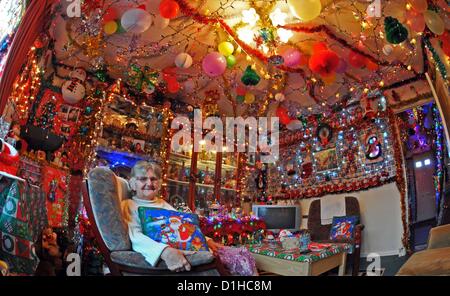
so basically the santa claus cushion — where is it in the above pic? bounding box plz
[138,207,209,252]
[329,215,359,241]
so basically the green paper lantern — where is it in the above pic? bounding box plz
[384,16,408,44]
[226,55,236,68]
[116,20,127,33]
[241,66,260,86]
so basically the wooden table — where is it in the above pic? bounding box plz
[252,251,347,276]
[247,242,350,276]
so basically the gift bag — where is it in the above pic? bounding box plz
[217,246,258,276]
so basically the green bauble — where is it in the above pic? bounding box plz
[236,95,245,103]
[241,66,260,86]
[95,69,108,82]
[226,55,236,68]
[384,16,408,44]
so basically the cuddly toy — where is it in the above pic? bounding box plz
[35,227,73,276]
[62,68,86,104]
[0,260,9,276]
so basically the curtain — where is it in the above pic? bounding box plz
[0,0,55,115]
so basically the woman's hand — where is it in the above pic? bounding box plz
[207,239,224,256]
[161,247,191,272]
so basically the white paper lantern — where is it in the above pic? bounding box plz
[154,14,170,29]
[175,53,193,68]
[121,9,153,34]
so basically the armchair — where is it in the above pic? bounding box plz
[82,167,221,275]
[307,196,364,276]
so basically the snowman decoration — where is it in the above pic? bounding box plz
[62,68,86,104]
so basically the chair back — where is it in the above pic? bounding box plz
[308,196,360,241]
[85,167,131,252]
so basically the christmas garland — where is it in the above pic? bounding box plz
[199,215,266,246]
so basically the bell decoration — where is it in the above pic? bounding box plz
[241,66,261,86]
[384,17,408,44]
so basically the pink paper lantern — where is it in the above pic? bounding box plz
[282,48,302,67]
[202,52,227,77]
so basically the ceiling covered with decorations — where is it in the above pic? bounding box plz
[48,0,449,119]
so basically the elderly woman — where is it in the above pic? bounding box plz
[122,161,223,272]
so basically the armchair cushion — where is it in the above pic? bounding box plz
[110,250,215,270]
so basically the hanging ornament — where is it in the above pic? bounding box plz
[159,0,180,19]
[287,0,322,22]
[439,31,450,56]
[244,92,255,104]
[424,10,445,35]
[226,55,236,68]
[103,21,118,35]
[121,8,153,34]
[202,52,227,77]
[382,44,393,56]
[275,106,292,125]
[241,66,260,86]
[384,16,408,44]
[218,41,234,57]
[335,59,348,74]
[174,52,193,68]
[154,15,170,29]
[236,85,247,96]
[62,68,86,104]
[268,55,284,65]
[94,68,108,82]
[274,93,285,102]
[102,7,118,24]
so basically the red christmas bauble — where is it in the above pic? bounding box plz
[309,50,340,76]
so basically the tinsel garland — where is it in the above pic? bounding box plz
[175,0,420,78]
[423,36,448,80]
[278,174,395,200]
[387,109,410,252]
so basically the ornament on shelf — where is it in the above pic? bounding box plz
[61,68,86,104]
[384,16,408,44]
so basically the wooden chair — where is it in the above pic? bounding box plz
[307,196,364,276]
[82,167,221,275]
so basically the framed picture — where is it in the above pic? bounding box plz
[315,148,338,172]
[58,104,70,121]
[132,139,145,154]
[121,136,134,151]
[67,107,80,122]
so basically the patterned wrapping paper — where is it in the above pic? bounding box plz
[246,241,353,263]
[41,165,69,228]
